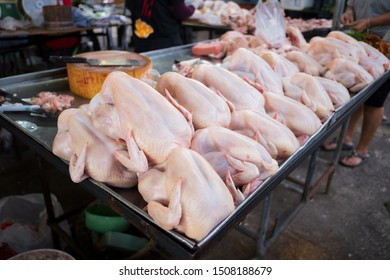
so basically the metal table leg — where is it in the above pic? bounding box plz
[36,155,61,249]
[324,118,350,194]
[255,193,273,258]
[36,156,93,259]
[259,150,319,255]
[236,148,321,259]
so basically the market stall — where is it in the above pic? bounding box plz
[0,23,131,51]
[0,39,388,259]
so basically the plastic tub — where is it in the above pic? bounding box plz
[85,204,130,234]
[101,231,148,252]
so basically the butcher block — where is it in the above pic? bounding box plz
[66,50,152,99]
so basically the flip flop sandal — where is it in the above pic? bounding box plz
[320,138,354,152]
[339,150,370,168]
[341,143,354,151]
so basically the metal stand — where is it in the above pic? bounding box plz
[1,46,387,260]
[36,155,95,259]
[238,117,351,259]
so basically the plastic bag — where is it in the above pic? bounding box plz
[255,0,286,48]
[140,68,161,89]
[0,193,69,255]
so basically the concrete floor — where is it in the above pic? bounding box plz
[208,101,390,260]
[1,100,390,260]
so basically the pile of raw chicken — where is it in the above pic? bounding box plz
[189,0,255,33]
[189,0,332,34]
[52,28,389,241]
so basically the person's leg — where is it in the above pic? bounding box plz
[322,105,363,150]
[340,105,384,167]
[343,105,363,146]
[340,78,389,167]
[356,106,384,154]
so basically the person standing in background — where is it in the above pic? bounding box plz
[341,1,390,38]
[126,0,198,52]
[324,0,390,168]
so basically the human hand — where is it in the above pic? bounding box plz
[349,18,370,32]
[340,10,354,25]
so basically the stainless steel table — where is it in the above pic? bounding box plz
[1,44,388,259]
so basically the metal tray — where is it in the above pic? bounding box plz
[1,45,388,259]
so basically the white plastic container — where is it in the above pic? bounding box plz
[281,0,314,11]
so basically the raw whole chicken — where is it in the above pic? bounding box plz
[262,91,322,139]
[284,50,325,76]
[192,31,252,58]
[190,126,279,194]
[220,1,252,34]
[282,72,335,120]
[257,50,300,79]
[137,147,235,241]
[190,0,253,34]
[359,41,390,71]
[324,58,374,93]
[314,76,351,108]
[246,34,267,49]
[219,31,250,56]
[190,0,226,26]
[282,77,316,112]
[223,48,284,95]
[307,36,360,66]
[190,64,266,114]
[285,17,332,32]
[229,110,300,161]
[155,71,232,129]
[286,25,310,51]
[52,108,138,187]
[326,31,367,57]
[357,41,389,79]
[327,31,387,78]
[88,71,193,166]
[358,54,386,79]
